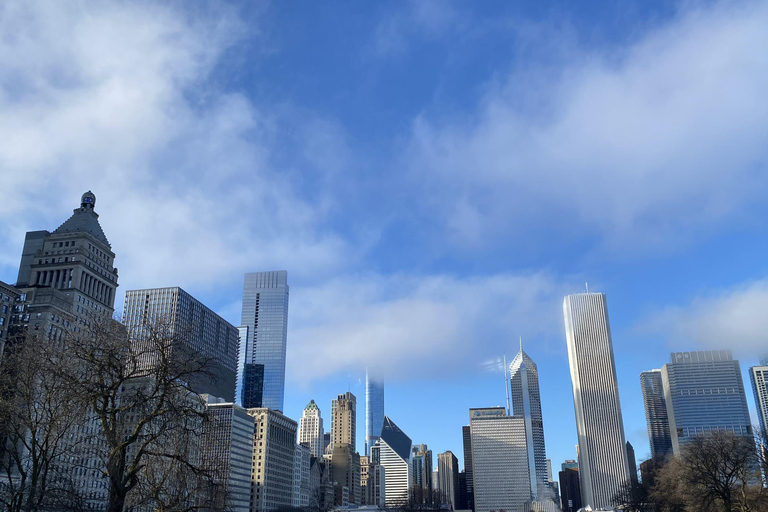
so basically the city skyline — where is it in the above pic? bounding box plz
[1,0,768,488]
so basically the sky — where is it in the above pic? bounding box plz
[1,0,767,475]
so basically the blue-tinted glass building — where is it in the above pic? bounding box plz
[640,369,673,459]
[240,271,289,411]
[661,350,752,454]
[365,370,384,455]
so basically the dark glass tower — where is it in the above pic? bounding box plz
[240,271,289,411]
[509,346,548,500]
[640,370,673,459]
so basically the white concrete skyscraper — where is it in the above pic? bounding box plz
[563,292,630,510]
[366,370,385,456]
[240,271,289,411]
[509,346,548,501]
[299,400,325,458]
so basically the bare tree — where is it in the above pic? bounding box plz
[0,330,86,512]
[649,431,767,512]
[57,318,221,512]
[612,478,650,512]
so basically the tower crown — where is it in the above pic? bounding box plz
[81,191,96,210]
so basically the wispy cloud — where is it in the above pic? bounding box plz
[287,271,572,385]
[373,0,463,56]
[407,1,768,254]
[0,1,355,293]
[642,278,768,358]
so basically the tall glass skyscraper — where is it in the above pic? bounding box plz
[240,271,289,411]
[640,369,673,459]
[563,293,630,510]
[365,370,385,455]
[661,350,751,454]
[509,347,547,501]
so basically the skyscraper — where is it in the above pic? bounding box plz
[240,271,289,411]
[199,397,255,512]
[123,287,239,401]
[299,400,325,458]
[8,191,120,509]
[365,371,385,456]
[509,346,548,500]
[437,451,459,510]
[373,416,412,507]
[330,392,356,452]
[750,364,768,438]
[563,292,630,510]
[661,350,751,454]
[410,444,433,496]
[461,425,474,511]
[469,407,531,512]
[640,369,673,459]
[247,407,298,512]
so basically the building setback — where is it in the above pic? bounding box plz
[240,271,289,411]
[469,407,531,512]
[247,408,297,512]
[123,287,239,401]
[299,400,325,459]
[661,350,752,454]
[563,292,630,510]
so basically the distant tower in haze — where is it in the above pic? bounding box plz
[563,292,630,510]
[509,344,548,500]
[640,369,673,459]
[366,370,385,456]
[240,271,289,411]
[299,400,325,458]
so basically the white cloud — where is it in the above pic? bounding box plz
[373,0,462,56]
[0,1,353,293]
[286,271,571,384]
[408,1,768,252]
[643,279,768,357]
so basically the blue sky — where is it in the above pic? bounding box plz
[1,0,767,474]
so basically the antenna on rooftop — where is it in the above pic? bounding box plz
[503,354,511,416]
[585,282,589,293]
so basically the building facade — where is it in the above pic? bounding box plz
[240,271,289,411]
[330,392,356,452]
[509,347,548,500]
[123,287,239,401]
[461,425,474,511]
[411,444,433,496]
[640,369,673,459]
[438,451,459,510]
[558,468,582,512]
[299,400,325,459]
[199,399,255,512]
[469,408,531,512]
[750,364,768,438]
[373,416,412,507]
[661,350,752,454]
[563,293,630,510]
[366,371,385,456]
[247,408,298,512]
[293,443,311,508]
